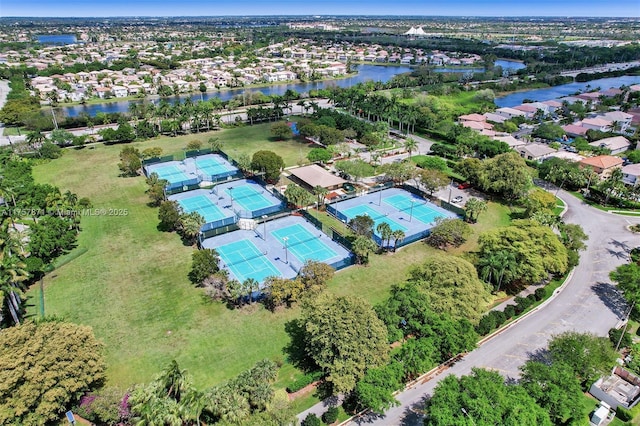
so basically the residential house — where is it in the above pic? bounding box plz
[588,136,631,155]
[601,111,633,132]
[562,124,589,138]
[458,113,486,123]
[495,107,526,120]
[580,117,612,132]
[513,104,540,119]
[622,163,640,186]
[494,135,526,149]
[579,155,623,177]
[589,366,640,410]
[111,85,128,98]
[541,100,563,113]
[483,112,507,124]
[517,143,557,162]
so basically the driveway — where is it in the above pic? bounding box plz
[297,191,640,425]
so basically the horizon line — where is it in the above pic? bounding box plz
[2,14,638,19]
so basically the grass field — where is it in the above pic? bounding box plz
[27,126,511,393]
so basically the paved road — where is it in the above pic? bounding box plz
[297,191,640,424]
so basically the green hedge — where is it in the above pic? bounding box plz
[286,371,324,393]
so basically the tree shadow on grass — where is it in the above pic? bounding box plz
[283,319,318,372]
[591,282,628,320]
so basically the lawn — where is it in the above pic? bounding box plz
[27,127,311,389]
[26,126,511,396]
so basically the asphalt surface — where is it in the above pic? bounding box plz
[298,191,640,425]
[351,191,640,425]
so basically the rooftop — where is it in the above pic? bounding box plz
[580,155,624,170]
[288,164,346,189]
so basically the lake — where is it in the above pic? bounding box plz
[37,34,77,45]
[495,75,640,107]
[60,60,527,117]
[61,64,415,117]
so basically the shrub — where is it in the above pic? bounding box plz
[322,406,339,424]
[609,328,632,349]
[476,314,496,335]
[302,413,322,426]
[489,310,506,327]
[503,305,516,319]
[534,287,547,301]
[526,294,537,304]
[617,406,633,422]
[515,296,533,312]
[286,371,324,393]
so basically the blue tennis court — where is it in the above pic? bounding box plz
[384,194,447,225]
[217,239,281,283]
[270,223,337,264]
[177,195,227,223]
[228,185,274,212]
[343,204,407,234]
[196,157,232,177]
[153,164,190,183]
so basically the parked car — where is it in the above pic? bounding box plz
[452,196,464,203]
[457,182,472,189]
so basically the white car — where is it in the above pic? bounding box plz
[452,196,463,203]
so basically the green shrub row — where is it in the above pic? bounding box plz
[286,371,324,393]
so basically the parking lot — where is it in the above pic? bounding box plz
[435,182,486,206]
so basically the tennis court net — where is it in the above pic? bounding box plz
[224,250,268,267]
[230,190,265,202]
[285,233,323,249]
[396,201,429,213]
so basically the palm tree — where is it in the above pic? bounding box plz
[313,185,328,210]
[352,235,378,265]
[243,278,259,304]
[464,198,488,223]
[180,212,205,245]
[376,222,393,251]
[0,241,29,325]
[478,252,501,287]
[479,250,516,293]
[404,137,418,159]
[602,167,624,206]
[158,360,191,403]
[26,130,45,149]
[391,229,405,251]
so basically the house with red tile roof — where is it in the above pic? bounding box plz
[579,155,623,177]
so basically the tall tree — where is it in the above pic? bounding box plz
[477,151,533,201]
[295,294,389,394]
[464,198,487,223]
[179,211,205,245]
[426,218,471,250]
[408,254,491,323]
[548,332,617,388]
[424,368,552,426]
[519,361,584,424]
[250,150,285,183]
[0,321,105,425]
[376,221,393,250]
[477,220,568,288]
[349,214,374,238]
[351,235,378,265]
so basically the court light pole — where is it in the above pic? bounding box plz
[378,188,382,206]
[461,408,476,426]
[282,237,289,264]
[409,200,415,222]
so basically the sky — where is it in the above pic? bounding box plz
[1,0,638,18]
